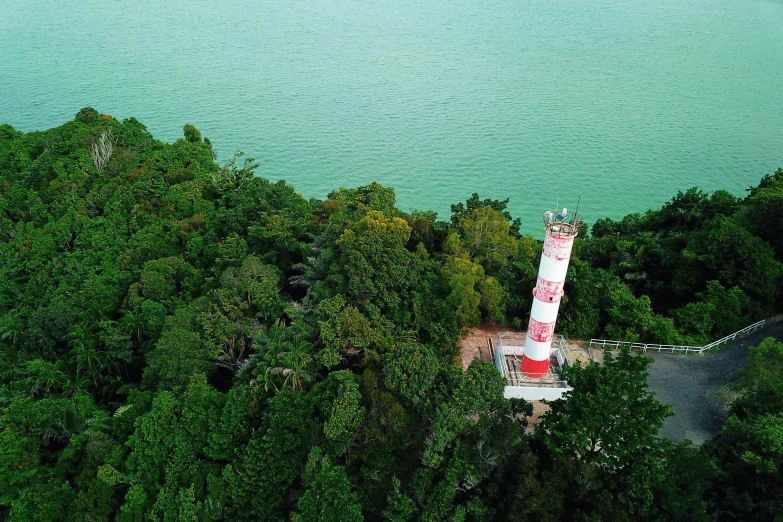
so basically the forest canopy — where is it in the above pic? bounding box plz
[0,110,781,521]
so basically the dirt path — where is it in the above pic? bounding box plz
[458,325,502,370]
[647,321,783,444]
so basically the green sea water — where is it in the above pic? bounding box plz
[1,0,781,235]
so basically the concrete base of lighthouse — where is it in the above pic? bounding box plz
[520,356,549,379]
[493,333,573,402]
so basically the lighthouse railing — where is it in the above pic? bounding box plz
[555,335,572,367]
[494,333,507,378]
[503,371,570,388]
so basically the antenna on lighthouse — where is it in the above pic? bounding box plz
[573,193,582,223]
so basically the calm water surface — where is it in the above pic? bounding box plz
[1,0,782,235]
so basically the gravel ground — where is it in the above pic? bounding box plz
[646,321,783,444]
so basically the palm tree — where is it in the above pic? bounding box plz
[250,320,318,393]
[270,337,317,392]
[68,322,97,345]
[68,320,124,393]
[0,324,20,346]
[290,237,334,309]
[118,309,151,343]
[251,320,286,392]
[72,340,101,390]
[0,347,15,382]
[21,359,69,396]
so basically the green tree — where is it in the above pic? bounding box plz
[422,359,508,468]
[315,370,365,456]
[143,326,211,390]
[732,337,783,418]
[224,390,316,520]
[449,193,522,237]
[452,206,519,272]
[740,168,783,259]
[703,338,783,521]
[248,320,318,392]
[315,295,377,368]
[603,284,677,344]
[538,347,672,469]
[182,124,202,144]
[295,448,364,522]
[327,210,419,317]
[382,341,439,411]
[705,414,783,521]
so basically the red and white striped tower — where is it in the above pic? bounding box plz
[521,209,581,378]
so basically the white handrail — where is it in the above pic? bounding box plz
[556,335,572,366]
[589,319,766,355]
[504,370,569,386]
[495,333,507,377]
[588,339,646,350]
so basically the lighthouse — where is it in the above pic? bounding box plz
[520,208,581,378]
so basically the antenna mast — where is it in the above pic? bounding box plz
[572,193,582,223]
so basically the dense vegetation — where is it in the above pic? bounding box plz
[0,109,781,521]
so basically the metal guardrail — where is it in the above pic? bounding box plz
[588,339,647,351]
[589,319,767,355]
[701,320,766,351]
[641,343,703,354]
[495,333,507,377]
[556,335,572,366]
[505,371,570,388]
